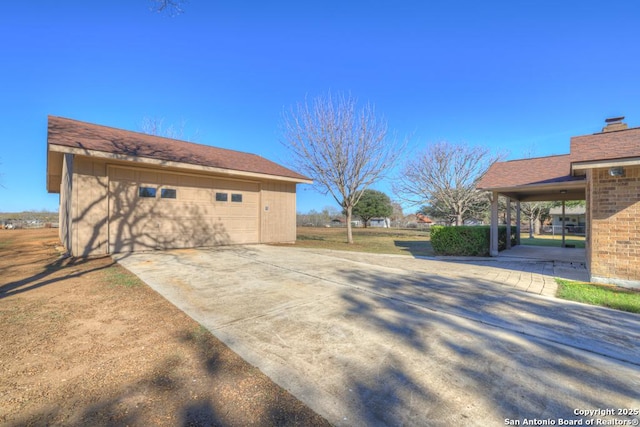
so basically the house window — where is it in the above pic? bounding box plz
[161,188,177,199]
[231,193,243,203]
[215,192,228,202]
[139,187,157,198]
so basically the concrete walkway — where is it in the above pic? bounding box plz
[431,244,589,296]
[115,246,640,427]
[497,244,586,264]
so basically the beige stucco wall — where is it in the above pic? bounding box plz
[72,156,109,256]
[588,165,640,287]
[59,153,73,254]
[65,156,299,256]
[260,181,297,243]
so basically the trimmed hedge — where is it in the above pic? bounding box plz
[430,225,517,256]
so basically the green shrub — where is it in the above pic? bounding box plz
[430,225,516,256]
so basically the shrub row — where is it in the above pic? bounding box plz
[430,225,517,256]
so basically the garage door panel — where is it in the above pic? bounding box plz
[161,173,179,186]
[108,166,259,252]
[178,175,213,188]
[215,180,259,192]
[138,170,159,183]
[180,188,212,202]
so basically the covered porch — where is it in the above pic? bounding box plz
[496,244,589,283]
[476,154,587,258]
[478,118,640,288]
[497,244,585,264]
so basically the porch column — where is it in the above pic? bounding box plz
[505,197,512,249]
[490,191,499,256]
[516,200,521,246]
[561,200,566,248]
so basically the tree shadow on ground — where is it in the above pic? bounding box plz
[393,239,435,257]
[5,321,330,427]
[334,265,640,425]
[0,256,113,300]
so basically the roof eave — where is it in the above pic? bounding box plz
[46,142,64,193]
[48,144,313,184]
[571,157,640,175]
[477,178,585,192]
[477,179,586,202]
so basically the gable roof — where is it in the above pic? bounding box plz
[47,116,311,191]
[476,154,585,202]
[416,214,433,224]
[570,126,640,168]
[477,154,579,190]
[476,120,640,201]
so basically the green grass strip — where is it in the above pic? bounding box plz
[555,278,640,314]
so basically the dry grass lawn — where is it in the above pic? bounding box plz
[292,226,434,257]
[0,228,329,426]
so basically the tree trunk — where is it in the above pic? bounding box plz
[345,205,354,244]
[529,217,534,239]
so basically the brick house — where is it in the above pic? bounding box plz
[477,117,640,289]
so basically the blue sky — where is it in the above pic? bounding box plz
[1,1,639,214]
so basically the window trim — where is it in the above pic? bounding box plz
[160,188,177,199]
[215,192,228,202]
[138,186,157,198]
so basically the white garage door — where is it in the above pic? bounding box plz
[107,166,259,253]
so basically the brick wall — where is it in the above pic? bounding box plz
[588,165,640,285]
[585,170,592,275]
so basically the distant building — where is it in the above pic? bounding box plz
[548,206,586,234]
[369,218,390,228]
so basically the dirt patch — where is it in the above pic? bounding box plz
[0,229,329,426]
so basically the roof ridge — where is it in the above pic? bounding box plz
[502,153,571,163]
[48,115,267,159]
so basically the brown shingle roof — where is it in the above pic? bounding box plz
[47,116,311,182]
[570,126,640,164]
[476,154,581,190]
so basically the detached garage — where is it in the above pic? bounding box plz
[46,116,312,256]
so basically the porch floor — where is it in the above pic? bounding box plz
[497,244,585,264]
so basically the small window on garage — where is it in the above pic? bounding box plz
[139,187,157,198]
[231,193,243,203]
[215,192,228,202]
[161,188,177,199]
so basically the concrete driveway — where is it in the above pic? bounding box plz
[115,246,640,427]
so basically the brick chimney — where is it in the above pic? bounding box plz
[602,116,628,132]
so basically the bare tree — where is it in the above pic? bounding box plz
[520,201,551,237]
[151,0,186,15]
[140,116,200,141]
[281,92,405,243]
[390,201,404,226]
[395,141,502,226]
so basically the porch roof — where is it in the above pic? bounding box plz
[477,120,640,202]
[476,154,585,202]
